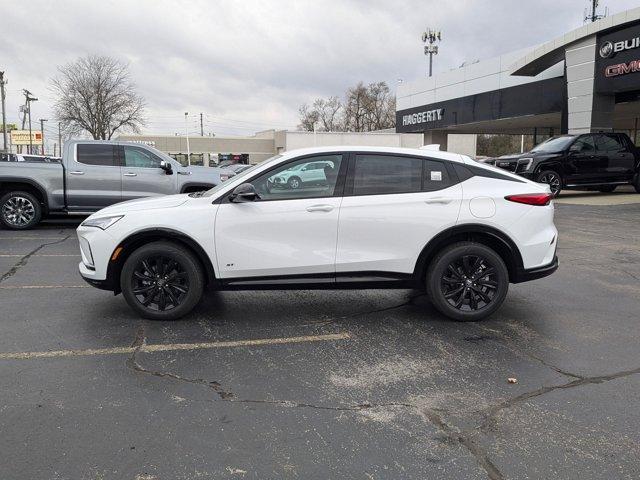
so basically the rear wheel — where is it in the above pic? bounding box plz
[536,170,562,196]
[0,191,42,230]
[426,242,509,322]
[120,241,204,320]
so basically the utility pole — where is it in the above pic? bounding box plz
[23,89,37,154]
[39,119,47,155]
[584,0,607,22]
[200,112,204,136]
[422,29,442,77]
[184,112,190,166]
[0,72,7,152]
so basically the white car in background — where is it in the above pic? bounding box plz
[77,146,558,322]
[269,159,335,189]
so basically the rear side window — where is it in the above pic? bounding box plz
[77,144,117,166]
[423,159,451,191]
[352,155,422,195]
[594,134,623,152]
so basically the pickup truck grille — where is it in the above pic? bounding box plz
[494,160,518,172]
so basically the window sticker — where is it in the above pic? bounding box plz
[431,171,443,181]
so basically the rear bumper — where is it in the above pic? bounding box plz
[512,256,559,283]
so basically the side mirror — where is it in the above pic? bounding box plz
[229,183,260,203]
[160,160,173,174]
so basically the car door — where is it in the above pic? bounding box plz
[336,153,462,276]
[565,135,600,184]
[596,134,636,182]
[120,145,177,201]
[65,143,122,211]
[214,154,346,279]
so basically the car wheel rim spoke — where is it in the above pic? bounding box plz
[132,255,190,312]
[441,254,499,312]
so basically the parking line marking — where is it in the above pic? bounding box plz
[0,254,79,257]
[0,285,90,289]
[0,332,351,360]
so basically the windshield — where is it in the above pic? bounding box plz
[531,136,576,153]
[202,154,283,197]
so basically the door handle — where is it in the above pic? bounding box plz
[424,197,452,205]
[306,205,334,212]
[178,171,192,176]
[69,170,84,175]
[123,172,137,177]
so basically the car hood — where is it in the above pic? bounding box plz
[177,165,235,180]
[92,194,191,216]
[484,151,562,164]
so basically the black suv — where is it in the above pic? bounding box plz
[482,133,640,195]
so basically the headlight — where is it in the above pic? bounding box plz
[516,158,533,172]
[81,215,124,230]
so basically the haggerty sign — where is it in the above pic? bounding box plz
[402,108,444,126]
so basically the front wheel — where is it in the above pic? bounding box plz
[287,176,301,189]
[536,170,562,196]
[0,191,42,230]
[120,241,204,320]
[426,242,509,322]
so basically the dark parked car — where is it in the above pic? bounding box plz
[481,133,640,195]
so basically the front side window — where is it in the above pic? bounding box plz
[77,144,117,166]
[124,146,164,168]
[352,155,422,195]
[247,154,343,201]
[572,136,596,153]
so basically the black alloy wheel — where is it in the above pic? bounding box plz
[441,254,498,312]
[0,191,42,230]
[131,256,190,312]
[427,242,509,322]
[536,170,562,196]
[121,241,204,320]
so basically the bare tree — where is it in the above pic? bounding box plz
[51,55,145,140]
[299,81,395,133]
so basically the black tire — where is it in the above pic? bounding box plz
[535,170,562,196]
[287,176,302,189]
[633,174,640,194]
[426,242,509,322]
[598,185,617,193]
[120,241,204,321]
[0,191,42,230]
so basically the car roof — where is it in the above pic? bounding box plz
[279,145,468,163]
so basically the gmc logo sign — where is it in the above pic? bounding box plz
[605,59,640,77]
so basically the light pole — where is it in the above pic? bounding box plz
[22,89,37,154]
[422,29,442,77]
[184,112,190,166]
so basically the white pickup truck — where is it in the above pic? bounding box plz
[0,140,235,229]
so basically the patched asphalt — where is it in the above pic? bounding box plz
[0,191,639,479]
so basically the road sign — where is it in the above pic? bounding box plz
[10,130,43,145]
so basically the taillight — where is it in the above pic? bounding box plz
[505,193,553,206]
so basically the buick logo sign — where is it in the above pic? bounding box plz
[599,41,614,58]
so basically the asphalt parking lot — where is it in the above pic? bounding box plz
[1,189,639,480]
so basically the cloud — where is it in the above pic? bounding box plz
[2,0,638,143]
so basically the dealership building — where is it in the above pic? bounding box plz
[117,129,423,166]
[396,7,640,154]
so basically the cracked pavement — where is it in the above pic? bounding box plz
[0,201,639,479]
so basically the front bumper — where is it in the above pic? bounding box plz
[512,256,559,283]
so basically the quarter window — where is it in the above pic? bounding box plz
[247,154,343,201]
[124,146,164,168]
[352,155,422,195]
[77,144,117,166]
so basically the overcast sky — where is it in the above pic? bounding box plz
[3,0,639,145]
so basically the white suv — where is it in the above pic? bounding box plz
[77,146,558,322]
